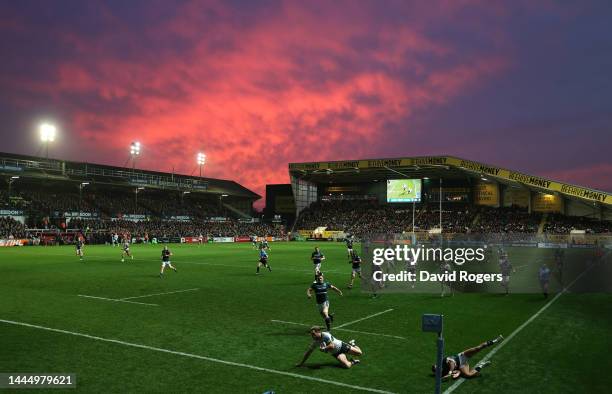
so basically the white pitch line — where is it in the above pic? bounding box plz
[77,295,158,307]
[0,319,395,394]
[180,260,341,274]
[443,261,599,394]
[335,309,394,329]
[270,319,407,340]
[121,288,199,300]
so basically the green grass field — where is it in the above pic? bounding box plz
[1,242,611,393]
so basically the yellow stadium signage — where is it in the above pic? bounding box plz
[290,156,612,205]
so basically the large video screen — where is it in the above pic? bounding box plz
[387,179,422,202]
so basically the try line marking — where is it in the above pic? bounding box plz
[443,260,599,394]
[121,288,199,300]
[0,319,395,394]
[270,319,407,340]
[336,309,394,329]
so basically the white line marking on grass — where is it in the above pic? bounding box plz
[180,260,341,274]
[270,319,407,340]
[443,261,599,394]
[120,288,199,300]
[0,319,395,394]
[77,295,158,307]
[335,309,394,329]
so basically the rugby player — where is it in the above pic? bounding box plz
[345,237,354,258]
[307,273,342,330]
[539,263,551,299]
[121,239,133,262]
[75,237,84,261]
[256,248,272,274]
[432,335,504,379]
[347,252,362,289]
[499,255,514,295]
[159,246,177,277]
[296,326,362,369]
[440,261,453,297]
[311,247,325,275]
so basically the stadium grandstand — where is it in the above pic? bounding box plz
[287,156,612,241]
[0,152,284,244]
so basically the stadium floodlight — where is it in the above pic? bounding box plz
[423,177,429,180]
[39,123,57,158]
[197,152,206,177]
[39,123,56,142]
[81,182,89,186]
[130,141,141,156]
[11,176,20,179]
[183,191,190,194]
[221,194,228,197]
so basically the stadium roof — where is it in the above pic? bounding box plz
[0,151,260,200]
[289,155,612,207]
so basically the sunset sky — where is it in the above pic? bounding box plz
[1,0,611,203]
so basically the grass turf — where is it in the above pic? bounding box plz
[0,242,610,393]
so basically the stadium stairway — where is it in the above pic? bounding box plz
[538,213,548,234]
[471,212,481,228]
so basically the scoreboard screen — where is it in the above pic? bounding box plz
[386,179,422,203]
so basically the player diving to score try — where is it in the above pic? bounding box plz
[296,326,362,369]
[307,273,343,330]
[432,334,504,379]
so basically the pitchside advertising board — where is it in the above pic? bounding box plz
[387,179,422,203]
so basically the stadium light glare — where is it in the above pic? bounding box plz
[39,123,56,142]
[130,141,141,156]
[137,187,145,190]
[11,176,20,179]
[183,191,190,194]
[81,182,89,185]
[197,152,206,165]
[221,194,228,197]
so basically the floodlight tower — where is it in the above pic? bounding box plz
[197,152,206,178]
[8,176,19,204]
[39,123,57,159]
[130,142,141,173]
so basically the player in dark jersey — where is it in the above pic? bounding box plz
[432,335,503,380]
[348,252,362,289]
[256,248,272,274]
[345,237,354,258]
[159,246,177,278]
[311,247,325,276]
[307,273,343,330]
[75,238,84,261]
[296,326,362,369]
[539,263,551,299]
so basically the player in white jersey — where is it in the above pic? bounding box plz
[121,240,133,262]
[296,326,362,369]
